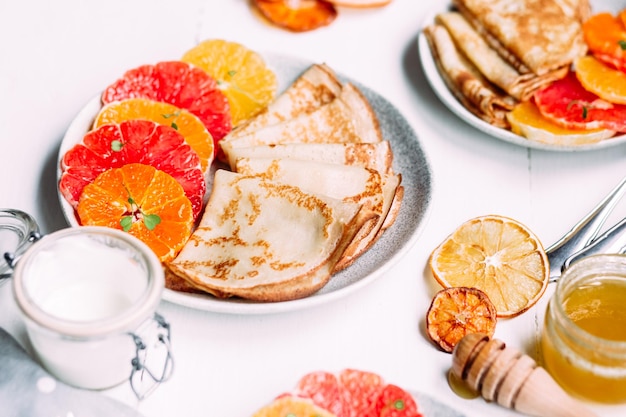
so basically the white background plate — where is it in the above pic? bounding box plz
[417,0,626,152]
[57,53,433,315]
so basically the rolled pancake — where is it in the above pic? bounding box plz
[224,141,394,174]
[234,157,401,270]
[435,12,568,101]
[167,170,366,302]
[423,24,516,128]
[225,63,343,140]
[452,0,587,75]
[219,83,382,155]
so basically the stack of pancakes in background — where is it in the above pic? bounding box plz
[423,0,590,128]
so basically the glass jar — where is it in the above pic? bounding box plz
[541,254,626,404]
[1,209,173,398]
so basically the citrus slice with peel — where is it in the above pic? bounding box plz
[76,163,194,262]
[254,0,338,33]
[534,71,626,132]
[506,100,615,146]
[181,39,277,126]
[426,287,497,353]
[575,55,626,105]
[328,0,392,7]
[582,11,626,64]
[94,98,214,172]
[429,215,550,318]
[59,120,206,220]
[101,60,232,143]
[252,396,336,417]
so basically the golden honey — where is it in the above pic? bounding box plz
[542,254,626,404]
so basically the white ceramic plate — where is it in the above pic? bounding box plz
[417,0,626,152]
[57,53,433,315]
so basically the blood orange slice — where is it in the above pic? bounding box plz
[59,120,206,219]
[94,98,214,173]
[374,384,422,417]
[339,369,384,417]
[254,0,338,33]
[101,61,232,144]
[76,163,194,262]
[534,71,626,132]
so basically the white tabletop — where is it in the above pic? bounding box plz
[1,1,626,416]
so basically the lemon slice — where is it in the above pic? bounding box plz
[429,215,550,318]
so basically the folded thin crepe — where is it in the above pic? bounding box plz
[554,0,592,22]
[435,12,568,101]
[424,23,516,128]
[452,0,587,76]
[0,327,145,417]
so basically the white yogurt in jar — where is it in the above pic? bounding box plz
[12,226,166,390]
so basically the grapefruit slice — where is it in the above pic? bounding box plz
[253,0,338,33]
[94,98,214,172]
[101,60,232,144]
[59,120,206,219]
[76,163,194,262]
[534,71,626,132]
[507,100,615,146]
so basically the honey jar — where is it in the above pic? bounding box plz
[541,254,626,404]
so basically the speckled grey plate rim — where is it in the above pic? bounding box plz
[57,53,433,315]
[413,391,467,417]
[417,0,626,152]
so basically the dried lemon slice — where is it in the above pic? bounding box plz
[426,287,497,353]
[429,215,550,318]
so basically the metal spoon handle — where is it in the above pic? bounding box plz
[547,176,626,282]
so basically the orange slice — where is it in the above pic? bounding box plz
[583,12,626,63]
[328,0,391,6]
[76,163,194,262]
[254,0,338,33]
[181,39,277,126]
[253,396,336,417]
[429,215,550,318]
[94,98,214,172]
[426,287,497,353]
[506,100,615,146]
[575,55,626,105]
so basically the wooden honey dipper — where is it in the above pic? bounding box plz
[451,333,599,417]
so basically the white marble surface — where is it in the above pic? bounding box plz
[1,0,626,416]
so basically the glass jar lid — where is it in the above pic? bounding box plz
[0,209,41,279]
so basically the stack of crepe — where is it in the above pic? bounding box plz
[166,64,403,302]
[423,0,590,128]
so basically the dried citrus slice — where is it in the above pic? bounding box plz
[254,0,337,33]
[426,287,497,353]
[575,55,626,105]
[429,215,549,318]
[506,100,615,146]
[59,120,206,220]
[253,396,336,417]
[534,71,626,132]
[101,61,232,143]
[181,39,277,126]
[94,98,214,172]
[76,163,194,262]
[582,11,626,64]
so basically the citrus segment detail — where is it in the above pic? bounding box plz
[94,98,214,172]
[181,39,277,126]
[429,215,549,318]
[575,55,626,105]
[506,100,615,146]
[101,60,232,143]
[254,0,338,33]
[534,72,626,132]
[76,163,194,262]
[426,287,497,353]
[59,120,206,219]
